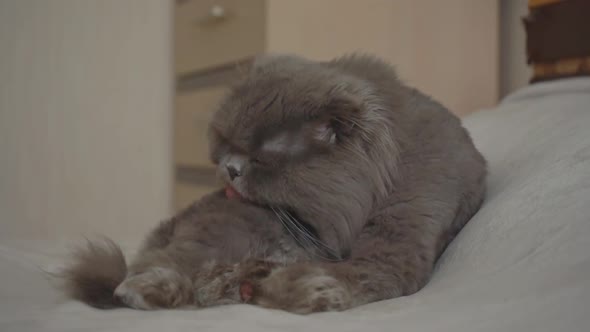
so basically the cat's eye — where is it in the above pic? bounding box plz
[250,157,264,166]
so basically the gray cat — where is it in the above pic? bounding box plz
[60,54,486,314]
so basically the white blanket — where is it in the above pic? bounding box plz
[2,78,589,332]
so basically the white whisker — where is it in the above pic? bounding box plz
[272,207,343,262]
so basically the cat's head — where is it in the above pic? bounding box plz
[208,54,401,258]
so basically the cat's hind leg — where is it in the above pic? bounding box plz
[113,217,278,309]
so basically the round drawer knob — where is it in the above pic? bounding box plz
[209,5,226,19]
[194,4,229,25]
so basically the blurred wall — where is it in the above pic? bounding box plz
[0,0,173,243]
[500,0,531,97]
[266,0,499,115]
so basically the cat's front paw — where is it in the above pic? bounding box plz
[114,267,193,309]
[241,264,352,314]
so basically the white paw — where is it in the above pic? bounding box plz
[114,267,193,309]
[114,276,152,309]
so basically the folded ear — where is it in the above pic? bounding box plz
[311,122,336,144]
[306,76,387,146]
[324,93,366,143]
[307,98,361,146]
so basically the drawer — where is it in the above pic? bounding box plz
[174,87,228,167]
[174,0,266,74]
[174,181,216,212]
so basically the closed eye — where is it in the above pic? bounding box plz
[250,153,280,167]
[250,157,265,166]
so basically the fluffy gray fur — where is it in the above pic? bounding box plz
[59,53,486,314]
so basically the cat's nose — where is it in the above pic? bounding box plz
[226,164,242,181]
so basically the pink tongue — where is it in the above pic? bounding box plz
[225,186,242,200]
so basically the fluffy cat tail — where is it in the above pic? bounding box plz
[58,237,127,309]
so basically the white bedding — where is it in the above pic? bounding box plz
[2,78,589,332]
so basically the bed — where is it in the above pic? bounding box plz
[1,77,589,332]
